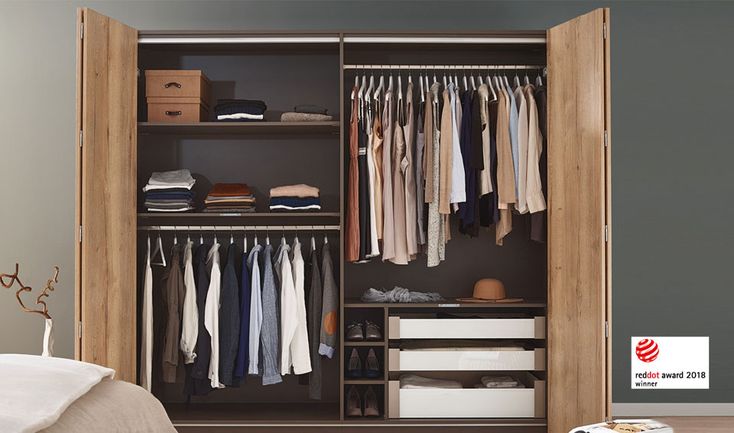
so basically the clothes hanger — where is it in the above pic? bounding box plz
[265,227,270,246]
[419,70,425,102]
[173,230,178,246]
[151,230,166,267]
[351,73,359,100]
[397,72,403,103]
[462,69,469,92]
[254,230,259,248]
[243,230,248,253]
[230,226,234,245]
[199,226,204,245]
[146,234,152,262]
[524,71,531,86]
[486,73,497,101]
[442,72,447,88]
[186,226,191,244]
[388,72,394,93]
[280,225,286,246]
[374,71,385,102]
[513,71,521,88]
[536,68,544,87]
[470,72,477,91]
[366,73,375,104]
[213,230,218,245]
[310,226,316,251]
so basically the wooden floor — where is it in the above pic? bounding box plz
[658,417,733,433]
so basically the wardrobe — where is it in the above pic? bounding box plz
[74,7,611,433]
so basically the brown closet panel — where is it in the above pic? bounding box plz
[546,8,610,433]
[75,8,138,382]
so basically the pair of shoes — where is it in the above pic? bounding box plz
[346,386,380,417]
[346,321,382,341]
[346,348,381,379]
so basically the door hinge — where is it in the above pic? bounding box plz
[605,321,609,339]
[80,22,84,40]
[78,321,83,339]
[604,130,608,148]
[79,225,83,243]
[603,22,607,40]
[79,130,83,148]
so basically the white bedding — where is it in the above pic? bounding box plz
[0,354,114,433]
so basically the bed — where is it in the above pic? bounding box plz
[0,354,176,433]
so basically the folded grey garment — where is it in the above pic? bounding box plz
[280,112,333,122]
[146,169,195,186]
[294,104,328,115]
[480,376,524,388]
[361,286,444,303]
[400,374,462,390]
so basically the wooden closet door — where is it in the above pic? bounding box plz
[547,8,611,433]
[75,8,138,382]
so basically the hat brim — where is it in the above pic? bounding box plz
[455,297,524,303]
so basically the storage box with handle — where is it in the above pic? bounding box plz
[145,70,210,123]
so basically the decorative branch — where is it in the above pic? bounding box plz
[1,263,59,320]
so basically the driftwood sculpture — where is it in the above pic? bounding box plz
[1,263,59,356]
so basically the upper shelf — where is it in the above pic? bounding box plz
[138,121,340,136]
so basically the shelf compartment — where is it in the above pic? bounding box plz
[388,373,545,419]
[138,121,340,136]
[388,316,546,340]
[388,348,545,372]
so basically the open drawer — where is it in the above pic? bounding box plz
[388,373,546,419]
[388,347,546,371]
[388,316,546,340]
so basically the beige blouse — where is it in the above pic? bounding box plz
[403,83,419,258]
[524,85,547,214]
[438,88,453,215]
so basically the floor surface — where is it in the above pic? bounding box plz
[658,417,733,433]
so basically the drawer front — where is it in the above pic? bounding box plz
[390,348,545,371]
[147,102,208,123]
[145,72,209,102]
[389,317,546,340]
[388,379,545,419]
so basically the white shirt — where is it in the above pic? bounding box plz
[204,242,224,388]
[448,84,466,205]
[289,240,312,375]
[180,240,198,364]
[247,245,263,375]
[139,239,153,391]
[276,243,297,374]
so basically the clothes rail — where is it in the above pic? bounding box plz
[138,225,341,231]
[343,64,545,70]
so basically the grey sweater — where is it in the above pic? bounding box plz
[260,244,282,385]
[318,243,338,358]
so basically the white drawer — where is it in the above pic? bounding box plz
[388,316,546,340]
[388,348,546,371]
[388,374,546,419]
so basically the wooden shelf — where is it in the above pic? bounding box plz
[344,341,385,347]
[138,121,340,136]
[344,298,547,309]
[138,212,341,226]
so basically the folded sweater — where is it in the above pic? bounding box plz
[280,112,333,122]
[400,374,462,389]
[294,104,328,115]
[269,184,320,198]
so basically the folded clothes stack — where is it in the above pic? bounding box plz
[269,184,321,211]
[204,183,256,213]
[143,169,195,212]
[281,104,332,122]
[214,99,267,121]
[399,374,462,390]
[478,375,525,389]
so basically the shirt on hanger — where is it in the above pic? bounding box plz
[234,246,251,380]
[247,244,263,375]
[218,243,241,387]
[260,244,282,385]
[204,242,224,389]
[290,240,312,375]
[319,243,338,358]
[180,240,198,365]
[162,245,184,384]
[139,239,153,392]
[514,85,529,214]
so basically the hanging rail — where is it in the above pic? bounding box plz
[343,64,545,70]
[138,225,341,232]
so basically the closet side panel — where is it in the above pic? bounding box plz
[547,8,608,433]
[78,8,138,382]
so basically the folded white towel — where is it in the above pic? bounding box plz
[217,113,264,120]
[143,169,196,192]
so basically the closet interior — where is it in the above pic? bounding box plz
[76,8,611,433]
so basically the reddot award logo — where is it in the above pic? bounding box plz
[635,338,660,363]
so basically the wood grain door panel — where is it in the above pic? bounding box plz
[76,8,138,382]
[547,8,610,433]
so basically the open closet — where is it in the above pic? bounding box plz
[74,7,611,433]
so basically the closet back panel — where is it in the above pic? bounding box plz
[139,45,341,120]
[341,41,547,302]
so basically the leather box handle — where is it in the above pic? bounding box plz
[165,110,182,116]
[164,82,182,89]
